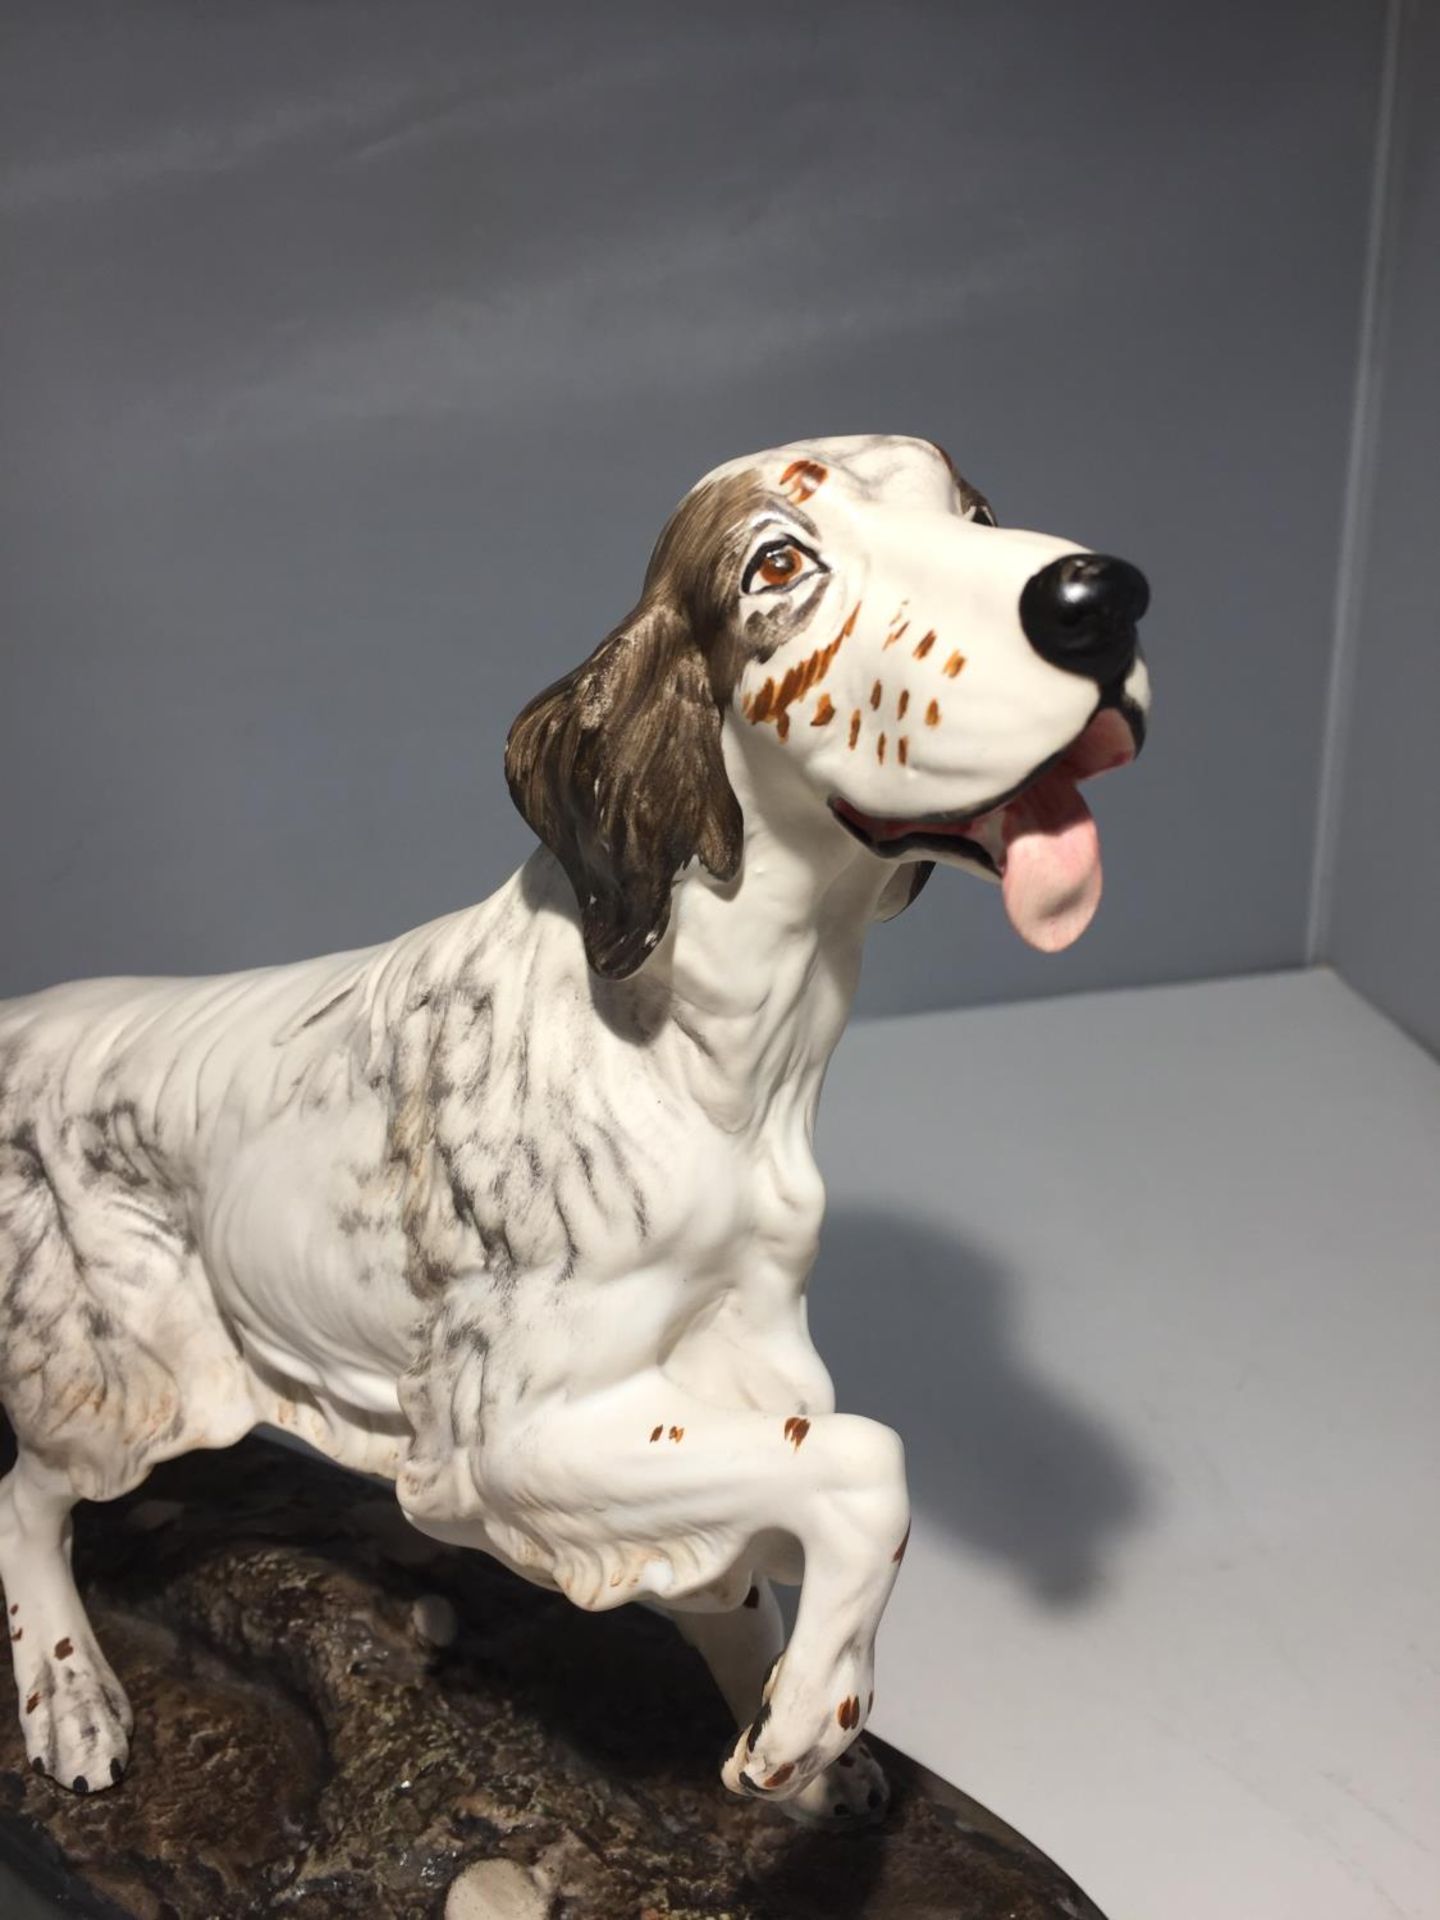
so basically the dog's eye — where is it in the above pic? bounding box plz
[742,540,823,595]
[757,546,805,587]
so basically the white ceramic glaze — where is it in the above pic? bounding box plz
[0,435,1149,1820]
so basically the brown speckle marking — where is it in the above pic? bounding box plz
[54,1637,73,1660]
[898,737,909,766]
[25,1692,40,1715]
[8,1604,17,1616]
[783,1416,811,1450]
[848,710,862,749]
[883,620,910,650]
[763,1762,795,1789]
[837,1695,861,1730]
[9,1627,21,1642]
[925,699,941,727]
[896,689,910,720]
[943,651,966,677]
[668,1425,685,1443]
[913,630,936,660]
[744,604,857,732]
[869,680,883,710]
[743,1585,761,1609]
[877,733,887,764]
[649,1425,663,1443]
[893,1523,912,1564]
[779,457,828,505]
[812,693,835,726]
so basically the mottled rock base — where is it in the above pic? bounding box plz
[0,1432,1107,1919]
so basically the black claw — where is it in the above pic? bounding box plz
[737,1768,763,1796]
[110,1756,124,1784]
[867,1788,883,1809]
[31,1756,45,1775]
[72,1774,89,1794]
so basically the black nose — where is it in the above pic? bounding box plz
[1019,552,1149,684]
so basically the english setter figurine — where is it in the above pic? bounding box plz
[0,435,1149,1823]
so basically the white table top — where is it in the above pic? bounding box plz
[814,967,1439,1920]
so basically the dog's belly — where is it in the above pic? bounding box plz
[200,1102,419,1419]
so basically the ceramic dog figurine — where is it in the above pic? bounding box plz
[0,434,1149,1822]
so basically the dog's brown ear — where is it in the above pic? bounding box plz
[505,599,744,978]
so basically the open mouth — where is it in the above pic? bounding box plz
[830,704,1142,953]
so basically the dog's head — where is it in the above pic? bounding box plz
[506,434,1150,977]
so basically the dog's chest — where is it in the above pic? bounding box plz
[417,1085,821,1295]
[391,966,826,1291]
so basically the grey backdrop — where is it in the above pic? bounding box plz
[0,1,1387,1018]
[1325,0,1440,1058]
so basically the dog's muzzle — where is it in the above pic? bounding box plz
[1020,553,1149,688]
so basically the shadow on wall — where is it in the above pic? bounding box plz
[808,1205,1151,1609]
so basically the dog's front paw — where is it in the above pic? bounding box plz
[782,1737,889,1828]
[721,1655,874,1807]
[723,1730,888,1827]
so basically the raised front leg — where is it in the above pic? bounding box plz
[672,1580,893,1825]
[408,1375,910,1806]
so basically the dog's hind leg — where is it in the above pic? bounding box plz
[0,1136,132,1788]
[0,1125,250,1791]
[0,1447,133,1791]
[670,1581,893,1826]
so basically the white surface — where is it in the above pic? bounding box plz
[814,967,1438,1920]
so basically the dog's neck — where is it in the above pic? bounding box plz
[634,723,891,1127]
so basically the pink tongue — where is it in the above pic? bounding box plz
[999,772,1103,952]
